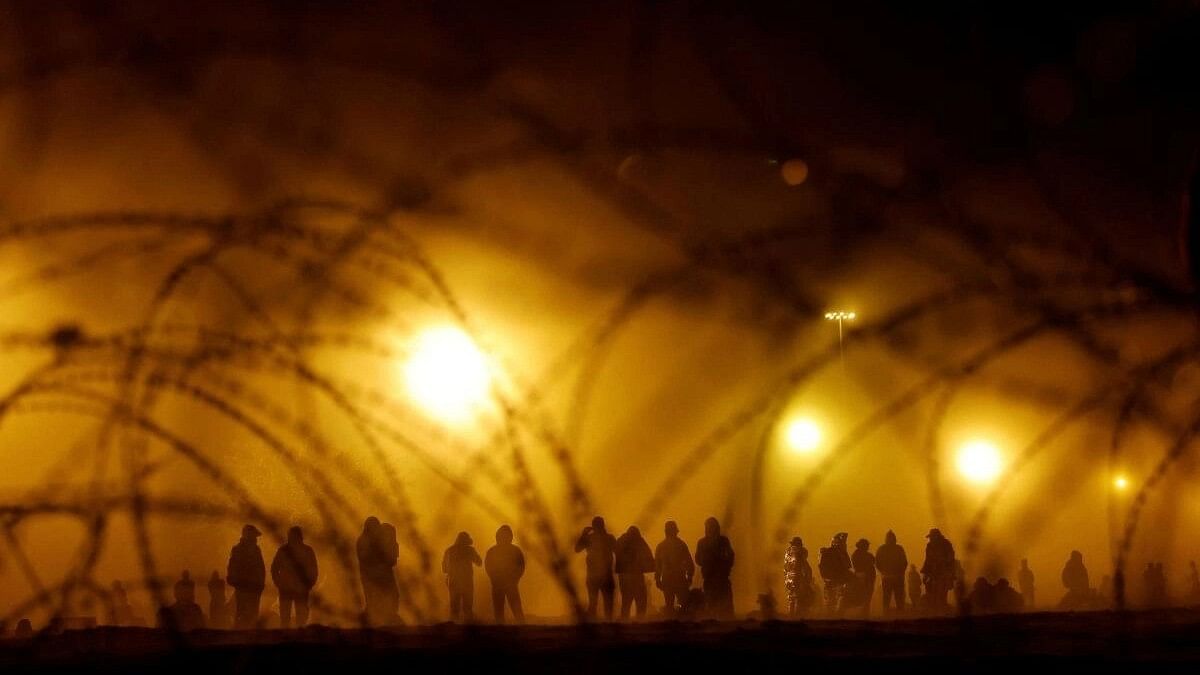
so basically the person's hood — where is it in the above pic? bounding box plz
[704,517,720,537]
[495,525,514,544]
[622,526,642,541]
[455,531,472,546]
[287,526,303,544]
[885,530,897,545]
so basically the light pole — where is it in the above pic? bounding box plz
[824,310,856,366]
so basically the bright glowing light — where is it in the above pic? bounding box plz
[956,439,1003,484]
[784,418,822,454]
[1113,475,1129,492]
[824,311,856,321]
[403,326,491,423]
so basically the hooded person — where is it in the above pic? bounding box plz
[875,530,908,614]
[784,537,815,616]
[694,517,735,619]
[110,581,135,626]
[993,578,1024,613]
[614,525,656,620]
[850,539,876,614]
[818,532,852,612]
[227,524,266,629]
[442,531,482,622]
[270,526,319,628]
[654,520,695,615]
[1060,550,1090,609]
[485,525,525,624]
[574,516,618,620]
[207,572,229,629]
[920,528,956,611]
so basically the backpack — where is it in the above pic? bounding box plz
[818,547,841,580]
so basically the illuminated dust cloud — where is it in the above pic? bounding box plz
[0,4,1197,664]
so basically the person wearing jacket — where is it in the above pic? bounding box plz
[654,521,695,615]
[442,531,482,622]
[851,539,877,615]
[575,516,618,620]
[226,524,266,629]
[819,532,852,613]
[784,537,815,616]
[270,526,318,628]
[485,525,526,624]
[695,517,735,619]
[614,525,655,620]
[875,530,908,614]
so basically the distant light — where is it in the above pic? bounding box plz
[781,159,809,186]
[824,311,856,321]
[1113,475,1130,492]
[956,440,1003,485]
[784,418,822,454]
[403,326,491,424]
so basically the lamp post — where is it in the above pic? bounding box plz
[824,310,856,367]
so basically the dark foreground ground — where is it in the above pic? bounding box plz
[4,610,1200,674]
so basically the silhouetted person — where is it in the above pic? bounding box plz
[14,619,33,639]
[920,528,956,611]
[784,537,815,616]
[207,572,229,629]
[575,516,617,620]
[966,577,994,614]
[271,526,318,628]
[380,523,400,619]
[227,524,266,629]
[907,564,922,609]
[695,517,735,619]
[654,520,694,615]
[158,570,206,631]
[442,531,482,622]
[994,578,1023,613]
[849,539,876,615]
[357,516,399,625]
[485,525,525,623]
[874,530,907,615]
[1059,550,1091,609]
[1145,562,1168,608]
[1017,559,1035,608]
[615,525,655,620]
[819,532,852,612]
[110,581,134,626]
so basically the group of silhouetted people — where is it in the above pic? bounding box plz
[784,528,961,617]
[28,516,1200,635]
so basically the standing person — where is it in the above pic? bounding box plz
[906,564,922,610]
[356,517,384,623]
[784,537,815,616]
[442,532,482,622]
[379,523,400,620]
[875,531,908,615]
[1060,550,1090,609]
[574,516,618,620]
[818,533,852,613]
[695,517,736,619]
[851,539,877,615]
[1189,561,1200,603]
[226,524,266,629]
[485,525,525,624]
[654,521,694,616]
[614,526,655,620]
[1017,559,1035,608]
[207,572,229,629]
[920,528,956,611]
[270,526,318,629]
